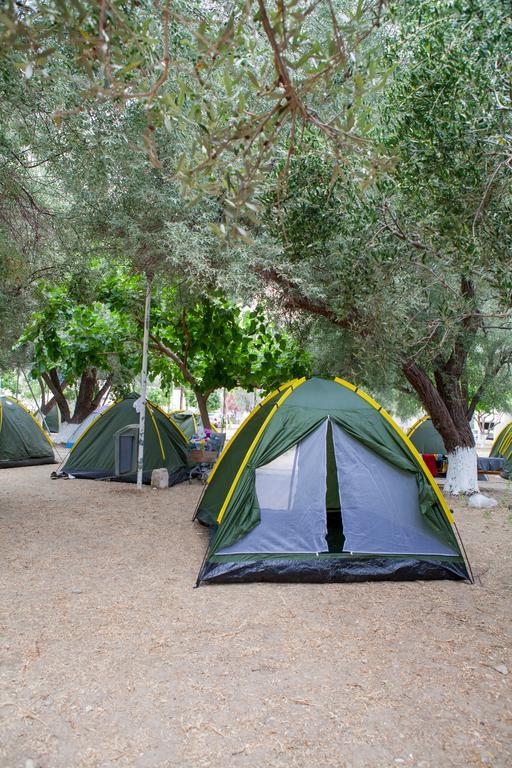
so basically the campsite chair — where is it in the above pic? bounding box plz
[188,432,226,484]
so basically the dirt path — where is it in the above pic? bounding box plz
[1,466,511,768]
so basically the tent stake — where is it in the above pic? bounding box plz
[137,274,152,490]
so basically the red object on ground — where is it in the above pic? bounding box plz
[422,453,437,477]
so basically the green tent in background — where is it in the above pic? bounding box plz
[0,396,56,468]
[169,410,220,439]
[490,422,512,478]
[195,377,470,585]
[44,404,61,433]
[169,410,199,440]
[58,393,189,484]
[407,416,446,454]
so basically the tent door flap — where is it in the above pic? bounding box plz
[115,424,139,476]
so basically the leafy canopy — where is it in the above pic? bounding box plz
[150,290,311,396]
[17,275,140,388]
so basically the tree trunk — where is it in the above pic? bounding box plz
[42,369,71,422]
[195,391,211,430]
[444,447,478,496]
[256,268,498,497]
[41,395,58,416]
[402,360,478,495]
[71,369,111,423]
[38,378,47,411]
[91,376,112,410]
[70,368,98,423]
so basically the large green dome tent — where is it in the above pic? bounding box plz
[407,416,446,454]
[195,377,470,585]
[490,422,512,478]
[58,393,189,484]
[0,396,56,468]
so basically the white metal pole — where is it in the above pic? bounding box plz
[136,274,152,490]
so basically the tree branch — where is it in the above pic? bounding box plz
[257,267,352,327]
[149,333,197,388]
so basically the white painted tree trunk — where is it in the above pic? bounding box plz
[444,446,479,496]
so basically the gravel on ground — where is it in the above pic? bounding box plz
[1,465,511,768]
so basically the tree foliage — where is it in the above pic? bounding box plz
[18,272,140,421]
[1,0,511,495]
[251,0,512,466]
[149,291,311,427]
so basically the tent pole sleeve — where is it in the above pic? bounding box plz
[137,274,152,490]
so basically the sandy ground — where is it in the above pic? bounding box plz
[1,466,511,768]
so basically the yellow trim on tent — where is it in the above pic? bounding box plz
[499,429,512,455]
[205,380,299,487]
[7,396,55,448]
[501,433,512,459]
[333,379,454,525]
[169,407,220,435]
[495,429,510,456]
[407,414,430,438]
[68,400,119,455]
[216,379,305,524]
[153,404,188,443]
[490,421,512,453]
[147,404,165,460]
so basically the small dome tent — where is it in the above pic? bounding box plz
[59,393,189,484]
[169,411,199,440]
[490,422,512,478]
[44,404,61,433]
[195,378,470,585]
[169,410,220,438]
[0,396,55,468]
[407,416,446,454]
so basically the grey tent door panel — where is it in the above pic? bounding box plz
[217,421,328,555]
[331,423,457,556]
